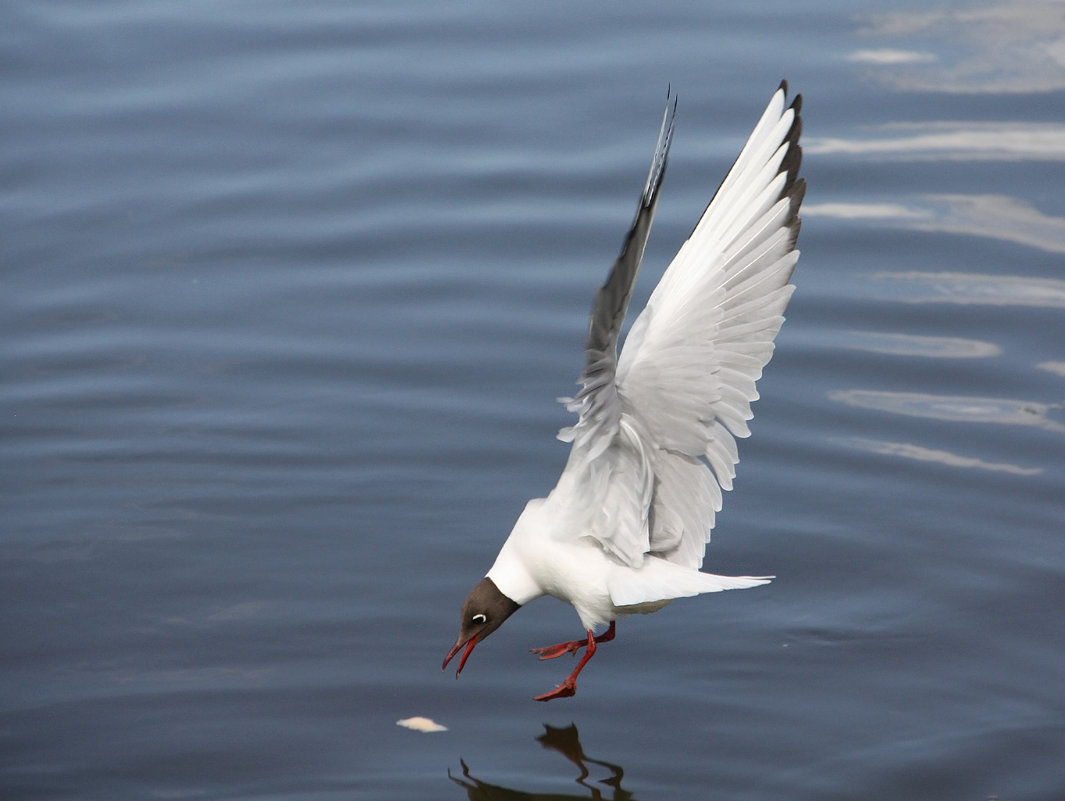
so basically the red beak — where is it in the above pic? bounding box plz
[442,634,478,676]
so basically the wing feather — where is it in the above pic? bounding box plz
[558,91,677,459]
[615,83,803,567]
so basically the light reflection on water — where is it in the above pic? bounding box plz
[871,271,1065,307]
[1038,360,1065,377]
[843,437,1043,476]
[829,389,1065,431]
[848,2,1065,93]
[841,331,1001,358]
[806,122,1065,161]
[808,195,1065,254]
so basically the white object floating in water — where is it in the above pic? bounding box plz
[396,716,448,733]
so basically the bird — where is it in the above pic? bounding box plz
[443,82,804,701]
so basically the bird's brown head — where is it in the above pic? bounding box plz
[442,577,521,676]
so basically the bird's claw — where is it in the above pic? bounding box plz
[533,680,577,701]
[529,640,582,660]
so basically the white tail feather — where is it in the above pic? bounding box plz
[608,555,772,607]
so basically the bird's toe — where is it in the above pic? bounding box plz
[530,641,582,660]
[533,680,577,702]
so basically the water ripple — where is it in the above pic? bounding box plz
[829,389,1065,432]
[1037,361,1065,378]
[844,437,1042,476]
[842,331,1000,359]
[807,123,1065,162]
[850,3,1065,93]
[807,194,1065,254]
[871,271,1065,307]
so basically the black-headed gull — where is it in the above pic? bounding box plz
[443,82,804,701]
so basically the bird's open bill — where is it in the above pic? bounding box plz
[442,634,478,676]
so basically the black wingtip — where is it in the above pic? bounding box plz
[778,80,803,117]
[778,82,804,192]
[668,83,678,113]
[640,86,677,209]
[776,81,805,247]
[781,117,803,187]
[785,177,807,249]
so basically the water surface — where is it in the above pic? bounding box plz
[3,1,1064,799]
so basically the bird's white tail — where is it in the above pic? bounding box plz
[608,555,772,607]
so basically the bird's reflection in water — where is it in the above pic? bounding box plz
[449,724,635,801]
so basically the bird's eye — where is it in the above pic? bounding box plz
[472,613,487,624]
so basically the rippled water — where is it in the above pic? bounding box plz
[4,1,1065,799]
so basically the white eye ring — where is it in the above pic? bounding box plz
[472,613,487,624]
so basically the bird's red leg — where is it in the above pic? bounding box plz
[532,622,615,702]
[530,620,616,660]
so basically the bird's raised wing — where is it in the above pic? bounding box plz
[557,90,677,459]
[556,83,803,571]
[616,81,804,568]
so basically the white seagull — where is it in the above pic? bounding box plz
[443,82,804,701]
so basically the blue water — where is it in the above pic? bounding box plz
[4,1,1065,799]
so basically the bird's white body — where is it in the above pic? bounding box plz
[489,496,770,632]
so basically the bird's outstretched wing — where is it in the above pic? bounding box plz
[557,89,676,458]
[559,82,804,570]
